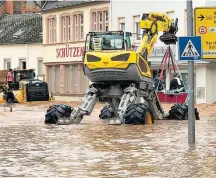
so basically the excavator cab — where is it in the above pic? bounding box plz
[83,31,152,83]
[84,31,132,52]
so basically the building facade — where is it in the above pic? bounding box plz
[0,44,45,80]
[0,13,45,80]
[41,1,110,99]
[110,0,216,104]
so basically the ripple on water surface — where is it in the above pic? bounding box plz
[0,110,215,177]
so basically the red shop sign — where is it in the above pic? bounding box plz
[56,45,85,58]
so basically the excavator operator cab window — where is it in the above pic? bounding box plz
[87,32,125,51]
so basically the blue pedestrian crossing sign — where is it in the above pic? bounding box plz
[178,36,202,61]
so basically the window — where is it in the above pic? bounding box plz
[90,33,124,50]
[166,11,175,19]
[118,17,125,31]
[52,18,56,42]
[47,17,56,43]
[38,59,44,75]
[4,59,11,70]
[67,16,71,41]
[133,15,141,40]
[104,11,109,31]
[91,9,109,32]
[120,23,125,31]
[61,15,71,42]
[98,12,103,32]
[92,12,97,31]
[74,15,78,40]
[62,16,66,42]
[48,19,52,42]
[73,13,84,41]
[19,59,26,69]
[135,22,140,40]
[80,14,84,40]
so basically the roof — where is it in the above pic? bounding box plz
[41,0,109,11]
[0,13,42,44]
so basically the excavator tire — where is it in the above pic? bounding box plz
[124,103,154,125]
[99,105,115,120]
[45,104,73,124]
[168,104,200,120]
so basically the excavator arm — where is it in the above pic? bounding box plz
[137,12,178,60]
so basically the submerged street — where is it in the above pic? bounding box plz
[0,102,215,177]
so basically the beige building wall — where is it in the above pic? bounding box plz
[42,2,110,97]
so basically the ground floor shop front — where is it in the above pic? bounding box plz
[43,42,89,98]
[43,43,216,104]
[45,62,89,96]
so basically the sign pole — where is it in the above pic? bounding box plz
[187,0,195,144]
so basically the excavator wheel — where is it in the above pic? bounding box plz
[99,105,115,120]
[168,104,200,120]
[124,103,154,125]
[45,104,73,124]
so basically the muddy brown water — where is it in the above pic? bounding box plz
[0,104,215,177]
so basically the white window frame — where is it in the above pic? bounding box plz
[62,16,66,42]
[118,17,125,31]
[135,22,141,40]
[104,11,108,30]
[74,15,78,41]
[80,14,84,40]
[134,15,141,41]
[37,58,44,75]
[48,19,52,43]
[19,58,27,70]
[98,11,103,32]
[4,58,11,70]
[67,16,71,41]
[166,11,175,19]
[120,23,125,31]
[93,12,97,31]
[52,18,56,42]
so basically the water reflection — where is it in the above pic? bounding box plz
[0,107,215,177]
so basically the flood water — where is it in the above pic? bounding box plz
[0,105,215,177]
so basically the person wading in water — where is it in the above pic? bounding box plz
[6,69,13,90]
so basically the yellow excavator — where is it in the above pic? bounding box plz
[0,69,54,103]
[44,12,179,125]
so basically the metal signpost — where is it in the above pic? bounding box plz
[177,0,202,144]
[195,6,216,59]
